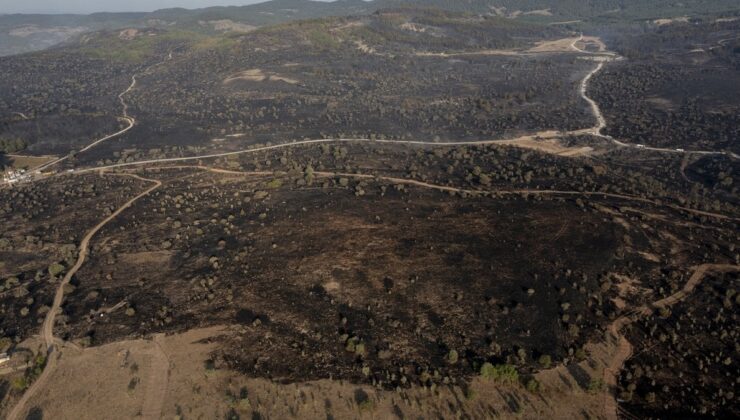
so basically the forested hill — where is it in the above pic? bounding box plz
[2,0,739,56]
[378,0,740,20]
[146,0,740,24]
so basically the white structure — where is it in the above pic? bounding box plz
[0,352,9,365]
[2,168,28,184]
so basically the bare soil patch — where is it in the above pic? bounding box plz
[14,325,609,420]
[224,69,299,85]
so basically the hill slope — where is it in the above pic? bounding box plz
[3,0,739,56]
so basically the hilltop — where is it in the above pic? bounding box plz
[3,0,739,56]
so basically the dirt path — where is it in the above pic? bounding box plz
[578,60,609,135]
[150,164,738,222]
[12,112,30,120]
[709,35,740,51]
[28,36,731,185]
[323,172,737,221]
[679,153,700,185]
[6,173,162,420]
[414,36,600,57]
[140,334,170,419]
[32,52,174,175]
[600,263,739,420]
[309,170,736,220]
[31,76,137,173]
[569,39,731,159]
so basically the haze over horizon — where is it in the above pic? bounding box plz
[0,0,335,15]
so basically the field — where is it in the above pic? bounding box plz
[0,5,738,420]
[1,138,738,418]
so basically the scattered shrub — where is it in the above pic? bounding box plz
[48,263,65,277]
[526,378,540,393]
[587,378,605,393]
[538,354,552,368]
[480,363,518,384]
[447,349,459,364]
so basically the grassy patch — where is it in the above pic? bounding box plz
[82,30,203,63]
[480,363,519,384]
[192,34,241,52]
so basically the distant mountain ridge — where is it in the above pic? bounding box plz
[1,0,739,56]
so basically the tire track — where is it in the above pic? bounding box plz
[140,334,169,419]
[6,173,162,420]
[600,264,739,420]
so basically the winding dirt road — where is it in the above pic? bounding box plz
[71,46,731,179]
[4,34,738,419]
[140,334,170,419]
[570,36,731,159]
[7,173,162,420]
[31,71,138,173]
[601,264,739,420]
[9,33,727,190]
[578,61,609,135]
[152,164,738,222]
[31,52,175,175]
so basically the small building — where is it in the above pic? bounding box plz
[2,169,28,184]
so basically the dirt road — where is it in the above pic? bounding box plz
[6,173,162,420]
[32,82,137,173]
[153,164,738,221]
[40,173,161,349]
[15,36,729,189]
[140,334,170,419]
[600,264,739,420]
[321,172,738,221]
[579,60,609,135]
[570,39,730,159]
[680,154,696,184]
[415,36,606,57]
[32,52,174,175]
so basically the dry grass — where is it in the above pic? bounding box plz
[496,131,594,157]
[528,37,580,53]
[5,154,56,170]
[653,17,690,26]
[522,9,553,17]
[224,68,299,84]
[13,325,611,420]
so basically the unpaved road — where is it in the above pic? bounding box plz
[39,173,161,349]
[31,70,139,173]
[30,52,175,175]
[601,263,739,420]
[570,36,730,158]
[71,45,730,178]
[7,173,162,420]
[117,164,739,419]
[415,36,603,57]
[578,60,609,135]
[153,164,738,222]
[10,34,728,189]
[140,334,169,419]
[300,171,739,221]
